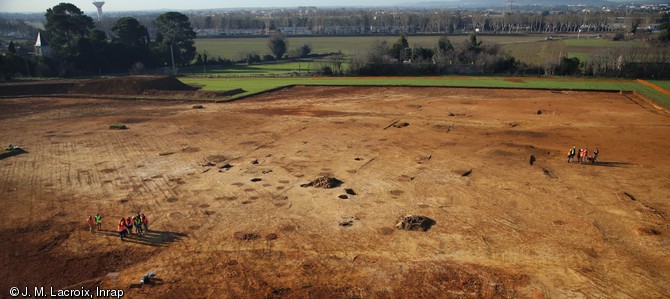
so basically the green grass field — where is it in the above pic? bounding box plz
[562,38,651,63]
[195,35,655,67]
[183,61,321,75]
[195,35,549,61]
[182,60,351,76]
[567,52,589,63]
[562,38,646,48]
[179,76,670,107]
[187,36,670,106]
[502,40,566,66]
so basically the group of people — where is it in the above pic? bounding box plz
[117,213,149,241]
[87,212,150,241]
[86,213,103,233]
[567,146,599,164]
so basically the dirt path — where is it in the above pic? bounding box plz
[0,87,669,298]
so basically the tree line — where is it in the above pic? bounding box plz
[316,32,668,78]
[339,34,522,76]
[1,3,197,78]
[186,8,666,35]
[1,3,668,79]
[1,6,665,39]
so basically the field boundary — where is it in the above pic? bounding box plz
[294,84,626,93]
[221,85,297,102]
[637,79,670,96]
[222,83,630,103]
[183,76,670,108]
[631,91,670,115]
[0,85,634,104]
[3,76,668,107]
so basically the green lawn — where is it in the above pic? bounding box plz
[180,76,670,107]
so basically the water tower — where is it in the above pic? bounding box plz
[92,0,105,21]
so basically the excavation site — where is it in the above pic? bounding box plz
[0,84,669,298]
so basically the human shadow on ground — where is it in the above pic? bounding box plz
[587,161,632,168]
[96,229,187,247]
[0,148,28,160]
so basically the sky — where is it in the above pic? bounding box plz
[0,0,396,13]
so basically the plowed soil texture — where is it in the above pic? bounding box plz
[0,86,669,298]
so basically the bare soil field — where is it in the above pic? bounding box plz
[0,86,669,298]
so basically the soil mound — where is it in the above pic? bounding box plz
[0,81,74,96]
[395,215,436,231]
[300,176,344,188]
[69,75,197,95]
[1,76,245,98]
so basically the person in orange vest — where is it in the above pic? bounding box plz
[118,217,128,241]
[580,148,588,164]
[125,217,133,235]
[577,148,583,163]
[141,213,149,233]
[576,148,581,163]
[87,215,95,233]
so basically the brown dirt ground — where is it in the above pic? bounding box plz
[0,86,669,298]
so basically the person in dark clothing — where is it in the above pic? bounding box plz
[591,148,599,164]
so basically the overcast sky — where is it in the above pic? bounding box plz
[0,0,397,13]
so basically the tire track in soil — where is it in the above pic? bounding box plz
[4,157,25,226]
[33,140,57,228]
[151,119,195,218]
[151,118,211,221]
[106,130,144,211]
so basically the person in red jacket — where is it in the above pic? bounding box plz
[87,216,95,233]
[141,213,149,233]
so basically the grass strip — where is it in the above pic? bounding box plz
[180,76,670,107]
